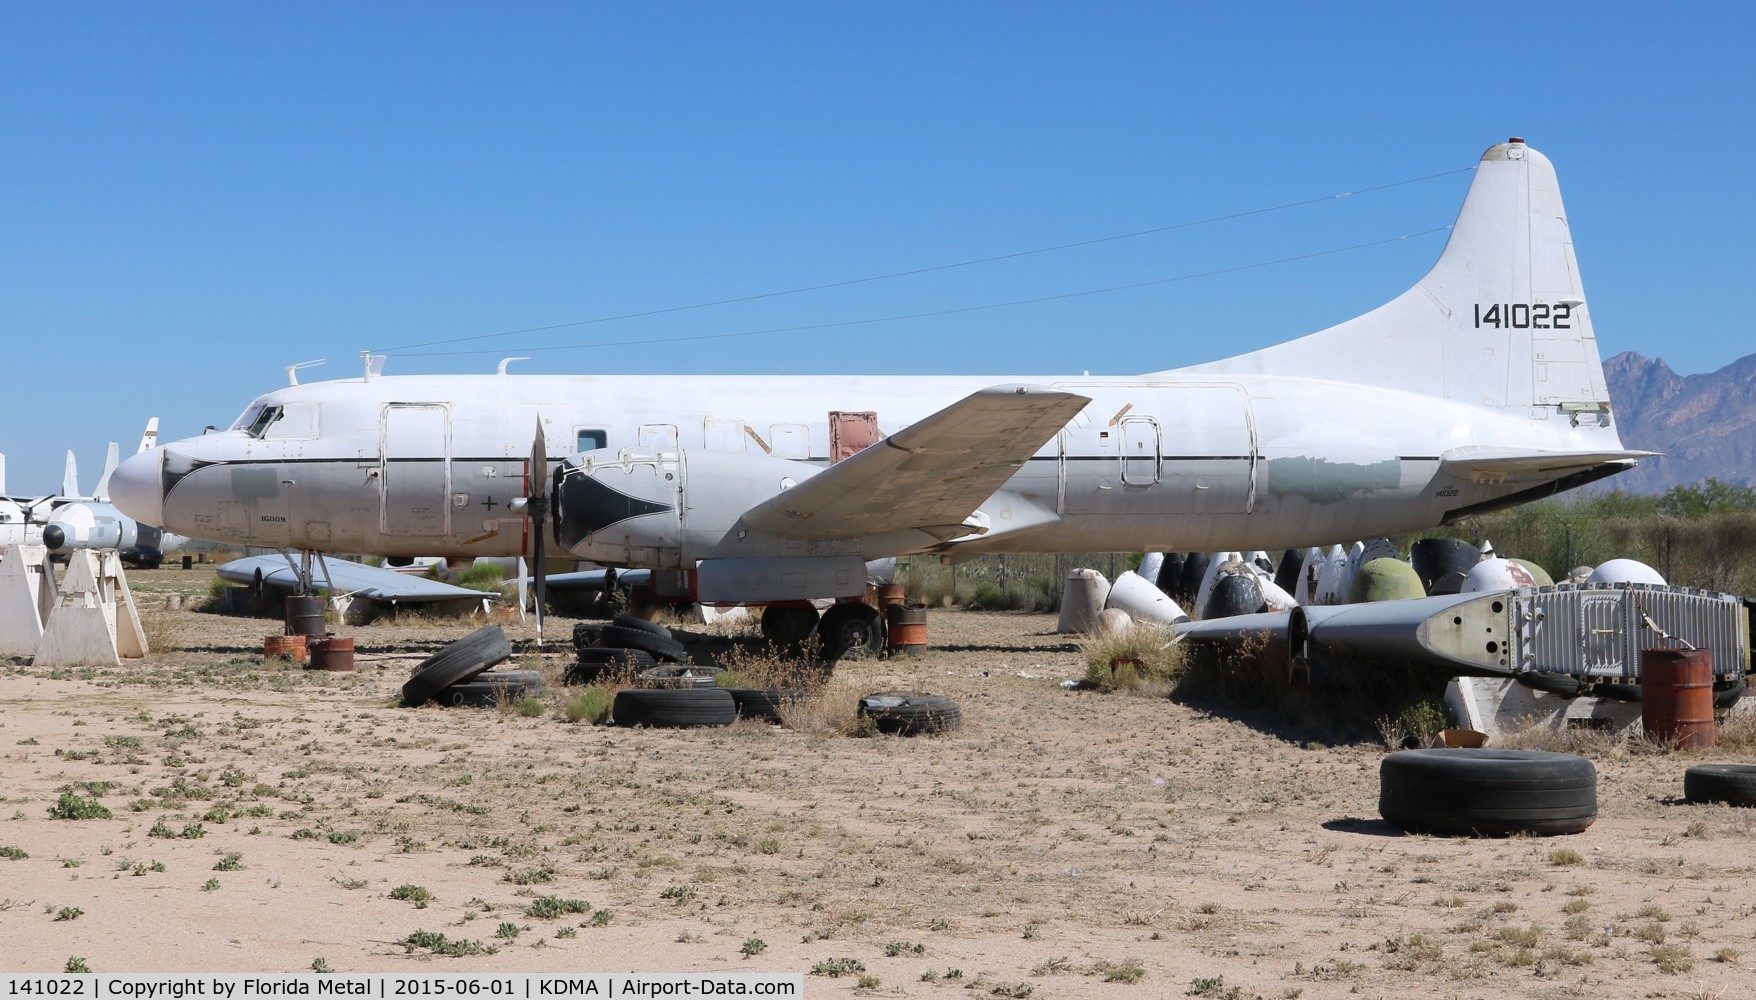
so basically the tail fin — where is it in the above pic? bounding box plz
[137,417,160,455]
[0,453,7,495]
[63,451,79,498]
[95,442,120,501]
[1181,139,1613,421]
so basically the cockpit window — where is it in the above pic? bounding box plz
[240,405,284,439]
[229,404,265,433]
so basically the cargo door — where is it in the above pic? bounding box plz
[380,403,452,537]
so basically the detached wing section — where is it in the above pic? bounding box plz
[1439,446,1659,484]
[216,555,490,603]
[740,384,1088,541]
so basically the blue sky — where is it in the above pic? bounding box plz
[2,2,1751,492]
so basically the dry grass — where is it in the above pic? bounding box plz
[1078,623,1183,693]
[137,610,185,653]
[775,678,874,737]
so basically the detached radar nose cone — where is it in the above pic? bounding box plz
[42,524,66,552]
[109,448,164,527]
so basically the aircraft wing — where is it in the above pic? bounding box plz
[1438,447,1659,484]
[216,555,494,602]
[739,384,1089,541]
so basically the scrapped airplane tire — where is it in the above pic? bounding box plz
[401,625,513,707]
[858,690,962,736]
[1516,672,1586,698]
[568,648,656,684]
[1683,764,1756,806]
[576,646,657,668]
[637,665,725,689]
[727,688,803,720]
[597,624,688,663]
[612,688,736,728]
[439,670,544,707]
[1379,749,1597,837]
[571,622,604,653]
[819,604,886,661]
[612,614,672,639]
[1714,677,1748,708]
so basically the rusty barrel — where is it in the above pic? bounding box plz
[264,633,308,664]
[877,583,907,609]
[885,604,928,656]
[308,635,356,672]
[1641,648,1715,749]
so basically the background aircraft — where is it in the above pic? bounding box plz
[111,140,1648,649]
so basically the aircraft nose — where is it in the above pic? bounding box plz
[110,447,164,528]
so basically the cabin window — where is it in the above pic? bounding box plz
[576,429,608,452]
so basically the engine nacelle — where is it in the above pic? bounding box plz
[43,502,136,555]
[554,448,842,569]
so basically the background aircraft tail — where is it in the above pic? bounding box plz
[1182,139,1616,426]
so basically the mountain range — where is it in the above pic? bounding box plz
[1601,350,1756,494]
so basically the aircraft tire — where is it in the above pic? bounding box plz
[1683,764,1756,807]
[598,625,688,663]
[1515,672,1586,698]
[819,603,885,661]
[400,625,513,707]
[612,614,673,638]
[571,622,605,653]
[760,605,819,646]
[857,690,961,736]
[569,647,656,682]
[1379,749,1597,837]
[727,688,803,721]
[611,688,736,728]
[438,670,544,707]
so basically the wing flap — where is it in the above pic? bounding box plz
[740,384,1089,541]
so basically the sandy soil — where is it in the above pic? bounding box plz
[3,565,1755,998]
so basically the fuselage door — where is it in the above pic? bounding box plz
[829,411,880,463]
[380,403,452,537]
[1119,416,1161,486]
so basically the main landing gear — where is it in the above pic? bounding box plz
[759,601,886,660]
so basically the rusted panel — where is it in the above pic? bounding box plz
[829,411,880,464]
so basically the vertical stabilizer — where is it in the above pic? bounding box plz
[95,442,120,501]
[63,451,79,499]
[1180,139,1613,421]
[137,418,160,455]
[0,453,7,496]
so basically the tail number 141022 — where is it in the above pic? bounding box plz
[1474,303,1572,329]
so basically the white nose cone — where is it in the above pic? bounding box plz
[108,448,164,528]
[1461,557,1537,593]
[1586,558,1667,586]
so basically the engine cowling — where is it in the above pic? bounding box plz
[552,448,827,568]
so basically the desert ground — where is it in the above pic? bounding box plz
[3,565,1755,999]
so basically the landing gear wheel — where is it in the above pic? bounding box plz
[819,603,885,661]
[760,605,820,647]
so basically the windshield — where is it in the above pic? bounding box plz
[228,401,284,439]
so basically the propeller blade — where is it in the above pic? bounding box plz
[530,418,549,647]
[516,556,528,622]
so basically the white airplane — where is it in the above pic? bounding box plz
[6,421,190,568]
[110,139,1650,651]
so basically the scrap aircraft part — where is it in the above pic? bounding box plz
[1056,568,1111,634]
[1513,582,1748,680]
[1095,607,1133,635]
[1509,558,1554,587]
[1300,591,1518,676]
[216,554,495,615]
[1105,569,1189,626]
[1445,676,1644,743]
[1172,552,1210,608]
[1350,557,1426,603]
[1291,547,1323,605]
[1272,548,1305,596]
[1586,558,1666,586]
[1409,538,1481,595]
[1202,571,1264,620]
[1156,552,1187,596]
[33,550,147,666]
[1462,558,1539,593]
[1137,552,1165,589]
[1193,551,1240,617]
[0,544,59,657]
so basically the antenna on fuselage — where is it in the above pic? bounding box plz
[286,359,327,386]
[361,352,386,382]
[497,358,529,375]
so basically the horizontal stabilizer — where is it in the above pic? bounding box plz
[740,384,1089,541]
[1439,447,1658,484]
[216,555,491,602]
